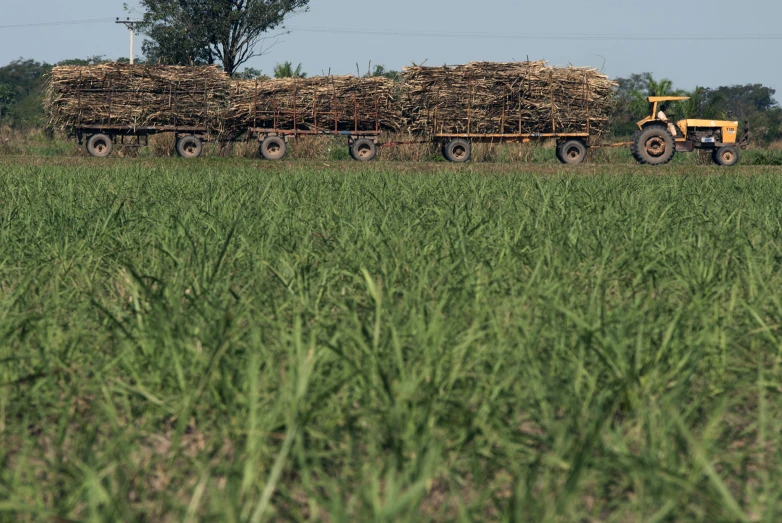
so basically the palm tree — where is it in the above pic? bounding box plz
[273,62,307,79]
[646,76,675,97]
[645,75,695,120]
[624,75,678,119]
[679,87,726,119]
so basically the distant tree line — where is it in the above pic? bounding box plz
[0,59,50,127]
[0,56,779,144]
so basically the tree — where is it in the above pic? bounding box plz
[136,0,310,75]
[234,67,267,80]
[612,73,653,136]
[676,87,725,121]
[611,73,782,143]
[0,59,51,98]
[646,77,675,97]
[273,61,306,78]
[0,83,15,118]
[56,56,111,67]
[0,59,52,127]
[703,84,777,120]
[610,73,688,135]
[363,64,402,82]
[701,85,781,143]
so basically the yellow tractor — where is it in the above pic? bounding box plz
[631,96,749,166]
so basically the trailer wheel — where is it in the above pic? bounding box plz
[443,139,471,163]
[86,134,113,158]
[260,136,287,160]
[350,138,377,162]
[557,140,587,164]
[631,125,675,165]
[713,145,739,167]
[176,135,203,159]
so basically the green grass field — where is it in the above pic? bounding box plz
[2,157,782,521]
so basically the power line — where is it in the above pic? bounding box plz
[0,18,116,30]
[3,19,779,42]
[289,26,782,41]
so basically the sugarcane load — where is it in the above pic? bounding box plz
[43,59,748,166]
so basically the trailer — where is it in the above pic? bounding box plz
[76,124,217,159]
[236,77,392,162]
[72,82,387,161]
[433,132,594,164]
[401,61,614,164]
[71,82,221,159]
[48,63,230,159]
[49,62,613,164]
[424,101,598,165]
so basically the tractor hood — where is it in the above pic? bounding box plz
[680,118,739,128]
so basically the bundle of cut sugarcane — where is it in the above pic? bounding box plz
[224,75,403,135]
[401,61,616,137]
[45,63,232,133]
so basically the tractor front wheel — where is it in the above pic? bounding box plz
[631,125,675,166]
[713,145,739,167]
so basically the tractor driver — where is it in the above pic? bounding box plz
[657,104,679,138]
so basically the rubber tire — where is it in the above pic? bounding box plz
[713,145,739,167]
[557,140,587,165]
[350,138,377,162]
[176,135,203,159]
[630,130,643,162]
[260,136,287,160]
[555,144,564,164]
[443,138,471,163]
[631,125,675,165]
[86,134,113,158]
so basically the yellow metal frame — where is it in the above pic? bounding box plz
[636,96,690,129]
[636,96,739,144]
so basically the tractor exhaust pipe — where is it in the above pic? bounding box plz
[738,120,750,149]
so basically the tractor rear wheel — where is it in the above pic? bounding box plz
[630,130,643,162]
[631,125,675,165]
[556,140,587,164]
[713,145,739,167]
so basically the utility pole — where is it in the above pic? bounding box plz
[116,18,143,65]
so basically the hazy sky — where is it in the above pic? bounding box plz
[1,1,780,93]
